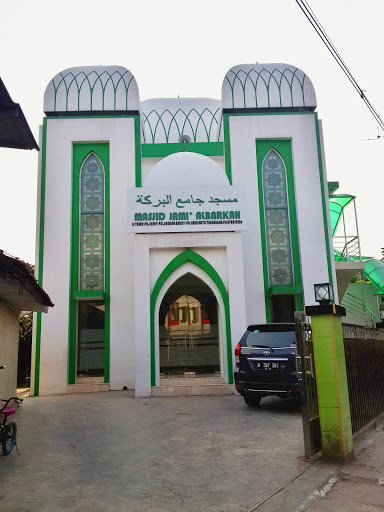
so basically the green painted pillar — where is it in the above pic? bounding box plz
[305,304,353,462]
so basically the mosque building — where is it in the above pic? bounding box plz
[32,63,337,397]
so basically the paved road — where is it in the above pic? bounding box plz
[308,426,384,512]
[0,392,307,512]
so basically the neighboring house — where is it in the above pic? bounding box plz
[0,77,39,150]
[0,77,52,397]
[0,251,53,398]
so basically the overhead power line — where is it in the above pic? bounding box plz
[295,0,384,132]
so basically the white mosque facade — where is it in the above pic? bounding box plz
[31,63,337,397]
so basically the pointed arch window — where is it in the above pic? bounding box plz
[79,153,105,290]
[262,150,293,286]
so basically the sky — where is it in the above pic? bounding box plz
[1,0,383,264]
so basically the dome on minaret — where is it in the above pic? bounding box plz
[222,63,316,110]
[44,65,139,113]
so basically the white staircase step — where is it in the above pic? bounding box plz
[66,383,110,394]
[152,384,235,397]
[159,377,225,386]
[76,376,104,384]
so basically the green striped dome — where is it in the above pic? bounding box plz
[222,63,316,110]
[141,98,222,144]
[44,66,139,113]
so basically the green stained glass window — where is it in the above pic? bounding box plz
[262,150,293,286]
[79,154,104,290]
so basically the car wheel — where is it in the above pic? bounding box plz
[244,394,261,407]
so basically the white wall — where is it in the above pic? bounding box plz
[228,113,332,320]
[37,110,334,397]
[30,126,43,396]
[37,117,137,395]
[0,303,19,398]
[318,119,339,302]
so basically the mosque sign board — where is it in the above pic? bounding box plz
[128,186,247,233]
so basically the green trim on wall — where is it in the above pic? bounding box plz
[134,116,142,187]
[141,142,223,158]
[256,162,272,322]
[44,114,139,120]
[269,285,302,295]
[44,113,143,188]
[150,249,233,387]
[69,143,110,384]
[33,118,48,397]
[314,114,333,286]
[73,290,105,300]
[224,111,315,118]
[222,112,313,185]
[256,139,304,321]
[223,114,232,184]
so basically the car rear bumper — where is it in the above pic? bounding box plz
[234,378,300,398]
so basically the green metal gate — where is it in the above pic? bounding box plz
[295,311,322,458]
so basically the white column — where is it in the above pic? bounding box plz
[133,238,151,397]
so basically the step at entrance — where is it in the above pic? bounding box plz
[152,377,234,396]
[160,376,225,386]
[67,382,109,393]
[67,377,109,393]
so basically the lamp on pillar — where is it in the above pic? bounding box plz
[314,282,334,305]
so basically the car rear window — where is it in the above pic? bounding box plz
[244,330,295,348]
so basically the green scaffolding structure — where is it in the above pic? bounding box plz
[329,195,384,297]
[363,259,384,296]
[329,194,356,236]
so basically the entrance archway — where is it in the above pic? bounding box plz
[150,250,233,388]
[159,273,220,377]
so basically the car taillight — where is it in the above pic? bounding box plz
[235,343,241,364]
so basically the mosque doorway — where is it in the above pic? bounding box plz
[159,273,220,378]
[271,294,296,323]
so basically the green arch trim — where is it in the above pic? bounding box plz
[150,249,233,386]
[69,143,110,385]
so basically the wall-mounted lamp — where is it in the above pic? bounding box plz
[178,134,191,143]
[314,283,334,305]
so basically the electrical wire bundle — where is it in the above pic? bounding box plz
[296,0,384,132]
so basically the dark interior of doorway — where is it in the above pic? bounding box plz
[271,294,296,323]
[18,312,32,392]
[77,301,105,378]
[159,273,220,377]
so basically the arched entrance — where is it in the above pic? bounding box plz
[159,273,220,377]
[150,250,233,387]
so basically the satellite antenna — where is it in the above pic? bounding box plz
[361,127,384,141]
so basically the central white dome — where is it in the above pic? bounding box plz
[144,152,229,187]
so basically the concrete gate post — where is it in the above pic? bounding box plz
[305,304,353,462]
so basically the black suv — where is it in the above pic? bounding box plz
[234,323,299,407]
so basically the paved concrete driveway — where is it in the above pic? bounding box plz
[0,392,307,512]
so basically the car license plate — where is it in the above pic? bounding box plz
[257,361,279,371]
